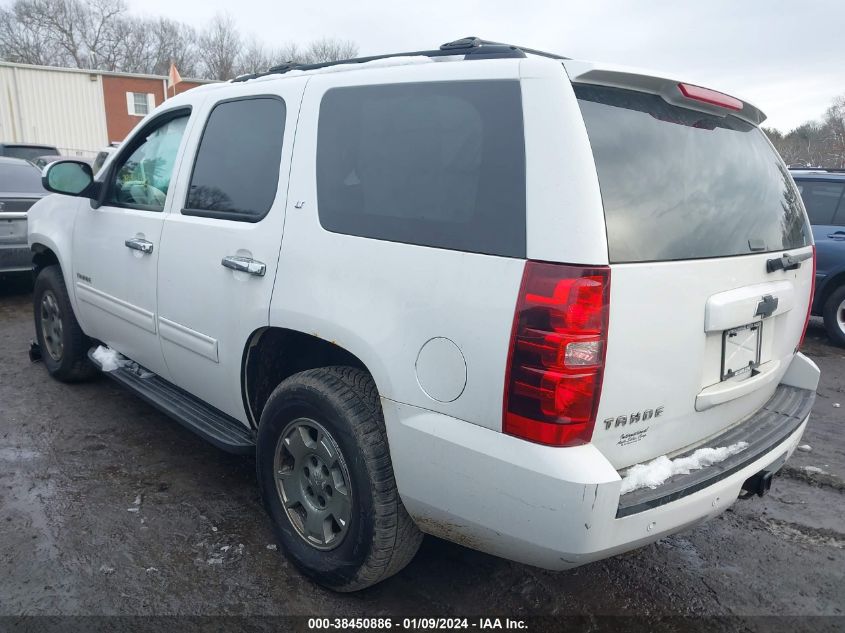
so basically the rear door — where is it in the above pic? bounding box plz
[569,80,814,469]
[156,80,306,423]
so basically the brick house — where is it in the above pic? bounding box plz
[0,62,212,157]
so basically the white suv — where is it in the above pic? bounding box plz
[27,38,820,591]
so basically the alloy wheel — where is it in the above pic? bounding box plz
[273,417,353,550]
[40,290,64,361]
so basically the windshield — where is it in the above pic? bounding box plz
[3,146,58,162]
[575,84,811,263]
[0,163,47,193]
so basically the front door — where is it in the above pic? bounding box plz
[72,109,193,378]
[156,82,306,423]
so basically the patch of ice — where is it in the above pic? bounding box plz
[797,444,812,453]
[92,345,124,372]
[620,442,749,495]
[803,466,827,475]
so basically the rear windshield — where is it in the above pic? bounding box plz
[3,146,58,162]
[0,163,45,193]
[575,85,810,263]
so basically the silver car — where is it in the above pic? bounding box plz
[1,156,47,274]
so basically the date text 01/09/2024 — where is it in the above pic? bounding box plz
[307,618,528,630]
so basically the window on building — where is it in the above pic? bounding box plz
[184,97,287,221]
[127,92,155,116]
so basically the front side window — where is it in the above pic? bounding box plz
[316,81,526,257]
[106,114,189,211]
[184,97,286,222]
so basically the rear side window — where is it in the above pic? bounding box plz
[185,97,286,222]
[316,81,526,257]
[3,146,57,162]
[794,180,845,225]
[576,85,811,263]
[0,163,45,192]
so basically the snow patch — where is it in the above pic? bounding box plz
[620,442,749,495]
[92,345,124,372]
[803,466,827,475]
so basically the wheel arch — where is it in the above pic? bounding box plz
[241,326,374,427]
[815,268,845,314]
[31,242,60,277]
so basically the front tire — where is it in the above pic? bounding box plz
[822,285,845,347]
[33,265,97,382]
[256,366,422,591]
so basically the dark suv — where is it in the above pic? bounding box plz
[0,143,59,163]
[791,169,845,344]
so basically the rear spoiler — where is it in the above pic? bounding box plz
[562,60,766,126]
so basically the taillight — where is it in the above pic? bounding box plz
[678,83,743,111]
[798,245,816,350]
[503,261,611,447]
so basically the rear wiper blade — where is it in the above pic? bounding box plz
[766,251,813,273]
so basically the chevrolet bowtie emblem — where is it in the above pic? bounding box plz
[755,294,779,318]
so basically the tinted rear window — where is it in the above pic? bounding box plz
[0,163,46,193]
[3,146,57,162]
[576,85,810,263]
[316,81,526,257]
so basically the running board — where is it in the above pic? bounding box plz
[88,348,255,454]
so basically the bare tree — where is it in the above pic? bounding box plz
[235,36,274,76]
[766,97,845,169]
[301,37,358,63]
[197,12,241,80]
[0,0,360,81]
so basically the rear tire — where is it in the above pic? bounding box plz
[33,265,97,382]
[256,366,422,591]
[822,285,845,347]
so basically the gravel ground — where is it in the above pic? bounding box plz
[1,274,843,628]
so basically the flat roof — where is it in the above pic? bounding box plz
[0,60,214,84]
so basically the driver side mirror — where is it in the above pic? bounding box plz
[42,160,95,197]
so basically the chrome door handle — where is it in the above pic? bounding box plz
[221,255,266,277]
[125,238,154,254]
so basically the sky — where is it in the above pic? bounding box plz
[129,0,841,131]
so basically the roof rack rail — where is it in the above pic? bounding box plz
[789,166,845,173]
[232,36,568,83]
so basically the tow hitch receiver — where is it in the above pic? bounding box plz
[740,470,774,499]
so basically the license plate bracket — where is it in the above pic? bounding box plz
[721,321,762,382]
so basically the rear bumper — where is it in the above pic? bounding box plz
[383,356,818,570]
[0,214,29,273]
